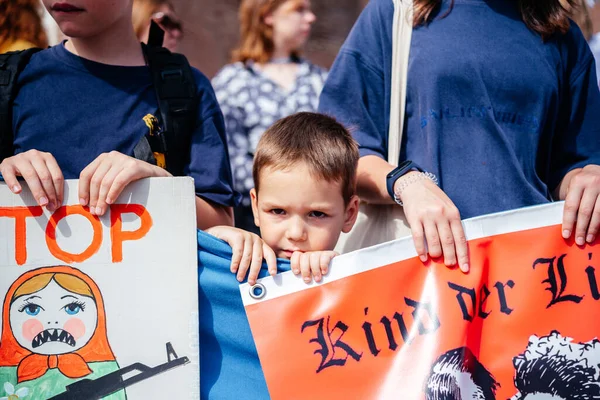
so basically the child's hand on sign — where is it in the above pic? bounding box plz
[290,250,338,284]
[205,226,278,285]
[0,150,64,211]
[78,151,171,217]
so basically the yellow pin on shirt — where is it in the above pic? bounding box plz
[143,114,166,169]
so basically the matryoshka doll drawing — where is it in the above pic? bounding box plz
[0,266,125,399]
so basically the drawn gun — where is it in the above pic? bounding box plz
[48,342,189,400]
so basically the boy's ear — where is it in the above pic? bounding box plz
[342,195,360,234]
[250,188,260,228]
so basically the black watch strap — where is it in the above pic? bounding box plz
[385,160,423,200]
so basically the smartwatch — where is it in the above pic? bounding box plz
[385,160,423,200]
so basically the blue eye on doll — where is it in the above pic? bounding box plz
[64,302,84,315]
[24,304,41,316]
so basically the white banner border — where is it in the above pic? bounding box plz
[240,202,565,306]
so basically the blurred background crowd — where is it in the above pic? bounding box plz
[2,0,599,77]
[1,0,368,75]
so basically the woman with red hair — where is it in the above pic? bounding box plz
[212,0,327,234]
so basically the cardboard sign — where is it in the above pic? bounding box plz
[241,203,600,399]
[0,178,199,400]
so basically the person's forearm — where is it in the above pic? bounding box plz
[553,168,582,200]
[195,196,234,229]
[357,155,396,204]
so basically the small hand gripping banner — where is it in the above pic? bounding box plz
[0,178,199,399]
[241,202,600,400]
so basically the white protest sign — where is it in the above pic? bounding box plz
[0,178,199,399]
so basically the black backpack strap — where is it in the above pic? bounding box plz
[142,45,198,177]
[0,48,42,163]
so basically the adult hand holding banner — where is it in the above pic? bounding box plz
[241,202,600,399]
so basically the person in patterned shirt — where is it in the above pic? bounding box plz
[212,0,327,234]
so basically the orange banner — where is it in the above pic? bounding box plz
[242,204,600,399]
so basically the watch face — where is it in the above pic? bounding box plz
[390,160,413,178]
[387,161,414,199]
[398,160,412,170]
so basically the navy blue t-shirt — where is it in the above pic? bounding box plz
[319,0,600,219]
[12,43,238,207]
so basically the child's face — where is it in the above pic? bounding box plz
[250,163,358,259]
[42,0,132,38]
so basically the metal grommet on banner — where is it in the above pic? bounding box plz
[249,283,266,300]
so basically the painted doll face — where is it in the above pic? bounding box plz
[9,280,98,355]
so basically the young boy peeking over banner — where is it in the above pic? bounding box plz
[206,112,360,285]
[197,112,360,399]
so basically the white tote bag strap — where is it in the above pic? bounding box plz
[388,0,413,166]
[334,0,414,254]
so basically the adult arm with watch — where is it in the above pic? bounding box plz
[319,0,600,276]
[358,155,469,273]
[317,1,468,272]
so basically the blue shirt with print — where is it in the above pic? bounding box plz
[319,0,600,219]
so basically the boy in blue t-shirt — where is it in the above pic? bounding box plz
[0,0,237,229]
[198,112,359,399]
[206,112,360,284]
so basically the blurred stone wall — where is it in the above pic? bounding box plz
[172,0,368,77]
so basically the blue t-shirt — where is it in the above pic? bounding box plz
[197,229,290,399]
[319,0,600,219]
[12,43,238,206]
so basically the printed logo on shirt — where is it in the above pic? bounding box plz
[420,105,540,133]
[143,114,160,135]
[143,114,166,169]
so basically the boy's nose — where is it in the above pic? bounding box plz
[286,217,307,242]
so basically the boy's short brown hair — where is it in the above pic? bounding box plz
[253,112,359,204]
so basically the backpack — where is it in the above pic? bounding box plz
[0,45,198,177]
